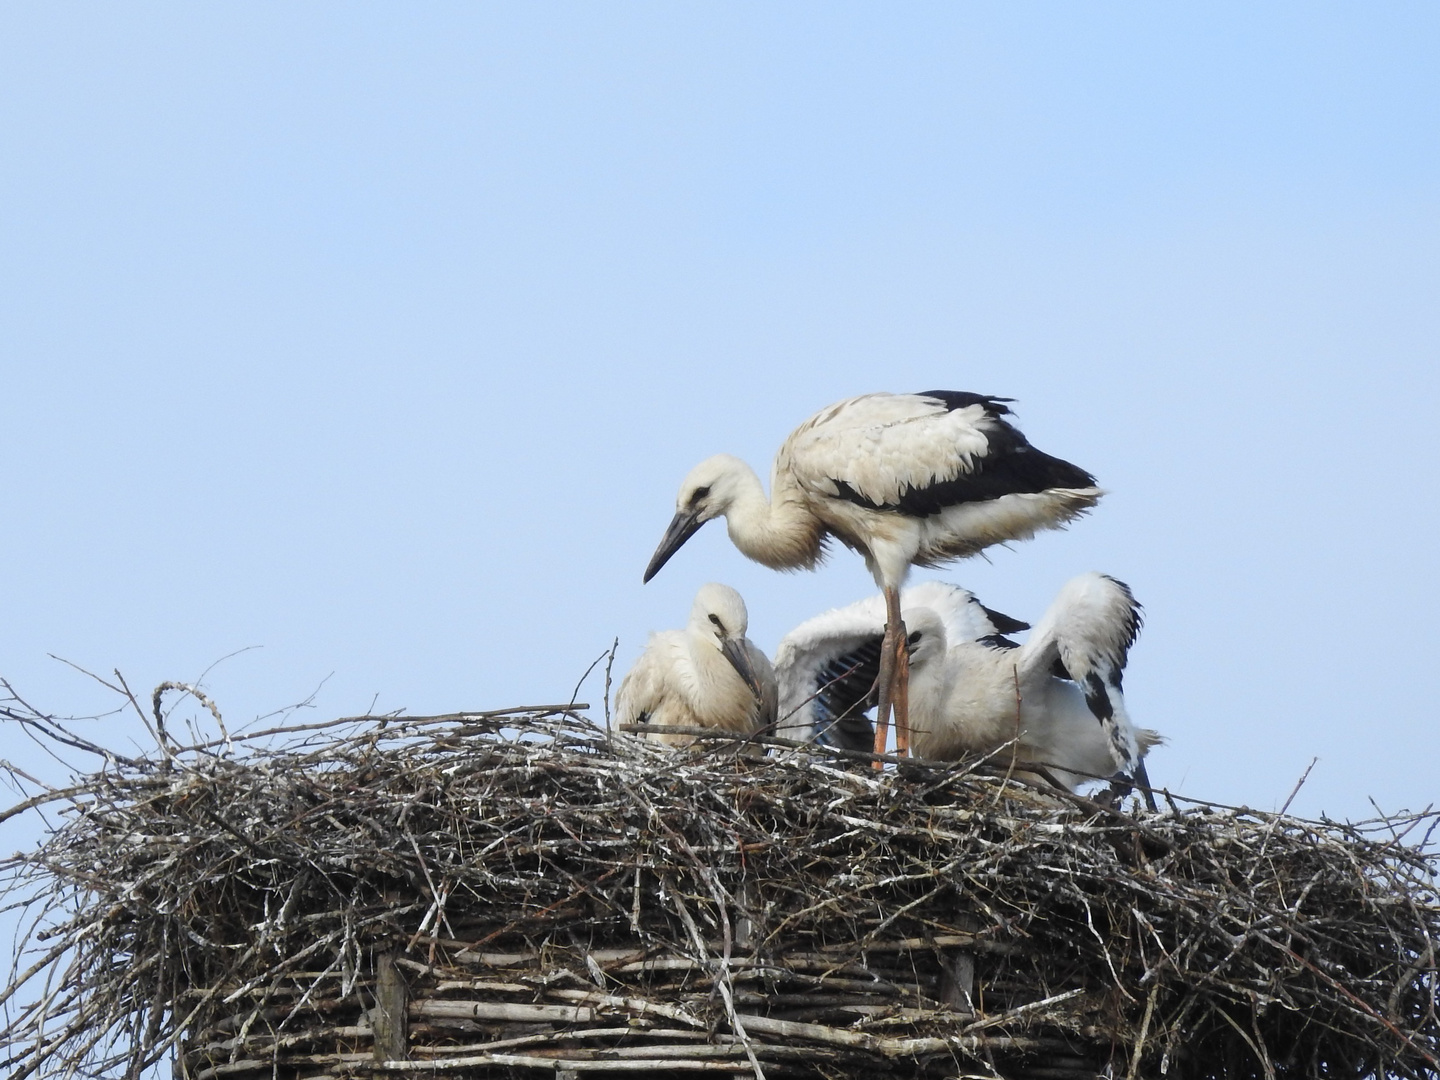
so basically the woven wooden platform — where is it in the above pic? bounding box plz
[2,706,1436,1080]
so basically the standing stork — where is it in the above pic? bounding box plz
[614,583,777,747]
[642,391,1100,757]
[772,575,1160,807]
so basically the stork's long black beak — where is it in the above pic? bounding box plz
[720,636,766,703]
[642,509,704,583]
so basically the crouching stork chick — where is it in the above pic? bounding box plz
[908,573,1161,808]
[616,583,777,747]
[775,576,1161,808]
[774,581,1027,754]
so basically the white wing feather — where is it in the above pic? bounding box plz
[1017,573,1143,771]
[780,393,994,508]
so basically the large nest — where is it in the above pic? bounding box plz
[0,701,1437,1079]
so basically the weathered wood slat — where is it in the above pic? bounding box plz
[410,1000,597,1024]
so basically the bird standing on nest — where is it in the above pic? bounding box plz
[642,391,1100,759]
[615,583,777,747]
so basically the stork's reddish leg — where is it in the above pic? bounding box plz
[873,637,893,767]
[872,586,910,765]
[894,637,910,756]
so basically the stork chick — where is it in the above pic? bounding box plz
[774,581,1029,753]
[775,576,1160,807]
[615,583,777,747]
[642,391,1100,759]
[908,574,1161,807]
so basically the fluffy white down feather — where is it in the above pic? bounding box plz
[615,584,777,748]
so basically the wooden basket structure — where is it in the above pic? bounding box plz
[1,706,1437,1080]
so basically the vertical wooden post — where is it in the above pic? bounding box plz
[940,949,975,1015]
[735,882,754,951]
[941,915,978,1015]
[372,950,408,1063]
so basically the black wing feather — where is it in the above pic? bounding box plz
[811,637,882,753]
[914,390,1015,414]
[1099,575,1143,669]
[975,634,1021,651]
[979,603,1030,634]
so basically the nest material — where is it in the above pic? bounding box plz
[0,706,1437,1080]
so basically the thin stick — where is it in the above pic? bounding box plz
[602,636,619,745]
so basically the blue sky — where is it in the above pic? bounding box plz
[1,4,1437,822]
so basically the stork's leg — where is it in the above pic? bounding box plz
[872,586,909,764]
[886,585,910,757]
[893,631,911,756]
[873,619,895,766]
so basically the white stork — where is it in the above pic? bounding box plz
[614,583,778,747]
[642,391,1101,757]
[772,575,1160,807]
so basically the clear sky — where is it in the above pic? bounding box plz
[1,4,1437,823]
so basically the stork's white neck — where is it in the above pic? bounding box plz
[716,462,824,572]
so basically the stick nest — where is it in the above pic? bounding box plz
[1,706,1437,1079]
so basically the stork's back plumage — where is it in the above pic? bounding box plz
[775,393,1103,587]
[800,393,1096,515]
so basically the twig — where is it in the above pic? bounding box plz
[153,681,230,753]
[570,649,612,712]
[1258,757,1317,856]
[603,636,619,745]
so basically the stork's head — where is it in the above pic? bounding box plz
[643,455,747,583]
[903,608,949,672]
[688,583,765,701]
[902,608,950,728]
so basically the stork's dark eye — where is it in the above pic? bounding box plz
[690,486,711,504]
[907,630,923,645]
[708,613,723,630]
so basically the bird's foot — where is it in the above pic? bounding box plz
[1098,767,1156,814]
[1094,782,1126,811]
